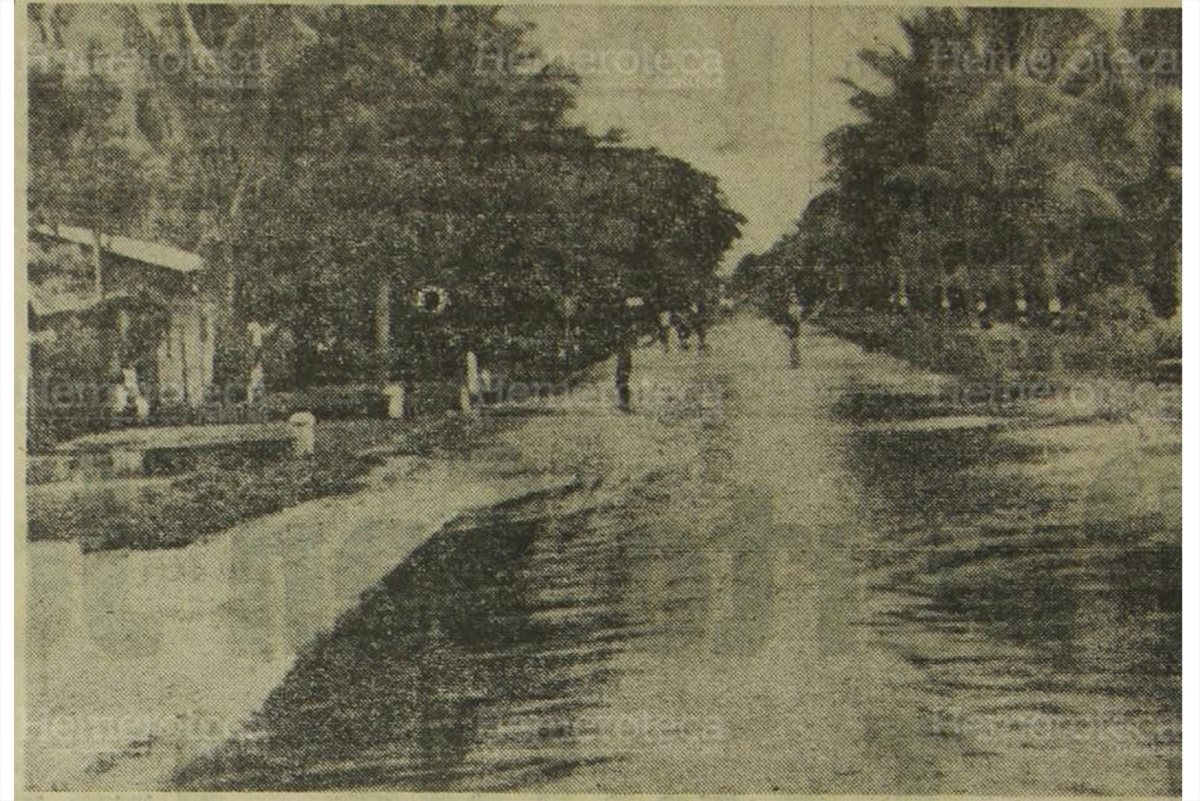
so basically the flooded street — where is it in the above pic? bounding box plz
[176,316,1181,796]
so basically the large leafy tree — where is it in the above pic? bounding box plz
[748,7,1181,328]
[227,7,741,386]
[28,4,743,392]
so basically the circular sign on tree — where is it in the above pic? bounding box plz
[415,286,450,314]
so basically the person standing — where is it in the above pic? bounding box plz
[783,295,804,368]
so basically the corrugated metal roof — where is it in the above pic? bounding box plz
[33,224,205,273]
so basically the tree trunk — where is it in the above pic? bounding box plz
[374,277,391,382]
[92,229,104,297]
[115,309,130,366]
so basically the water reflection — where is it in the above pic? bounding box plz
[174,332,1180,795]
[846,410,1181,788]
[176,483,637,791]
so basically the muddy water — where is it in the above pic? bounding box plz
[175,318,1180,795]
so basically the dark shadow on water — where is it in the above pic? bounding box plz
[171,368,1180,794]
[174,483,641,792]
[847,416,1180,756]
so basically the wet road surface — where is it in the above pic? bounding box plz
[175,316,1180,795]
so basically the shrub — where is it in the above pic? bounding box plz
[1077,285,1157,334]
[816,304,1171,383]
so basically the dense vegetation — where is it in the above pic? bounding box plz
[733,8,1181,380]
[28,5,743,392]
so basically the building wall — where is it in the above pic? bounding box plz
[155,296,216,406]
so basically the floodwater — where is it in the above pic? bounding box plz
[175,317,1181,796]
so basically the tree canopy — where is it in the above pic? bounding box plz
[27,5,743,388]
[735,8,1180,325]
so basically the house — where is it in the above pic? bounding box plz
[29,224,218,408]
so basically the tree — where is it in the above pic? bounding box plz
[27,5,744,402]
[28,62,150,295]
[746,7,1180,335]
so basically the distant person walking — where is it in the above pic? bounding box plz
[692,301,710,354]
[672,312,693,351]
[783,296,804,368]
[657,310,673,352]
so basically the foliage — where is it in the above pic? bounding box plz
[27,5,743,395]
[735,8,1181,347]
[27,316,118,449]
[225,8,742,386]
[28,65,152,240]
[820,307,1175,384]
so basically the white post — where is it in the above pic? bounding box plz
[459,385,476,416]
[465,350,480,398]
[382,384,406,419]
[247,362,266,405]
[288,411,316,457]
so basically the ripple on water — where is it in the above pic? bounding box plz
[847,407,1180,792]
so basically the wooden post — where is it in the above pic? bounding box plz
[179,325,190,406]
[693,302,708,355]
[785,300,802,369]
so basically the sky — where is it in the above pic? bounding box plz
[511,6,906,271]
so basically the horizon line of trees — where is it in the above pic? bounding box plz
[734,7,1180,336]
